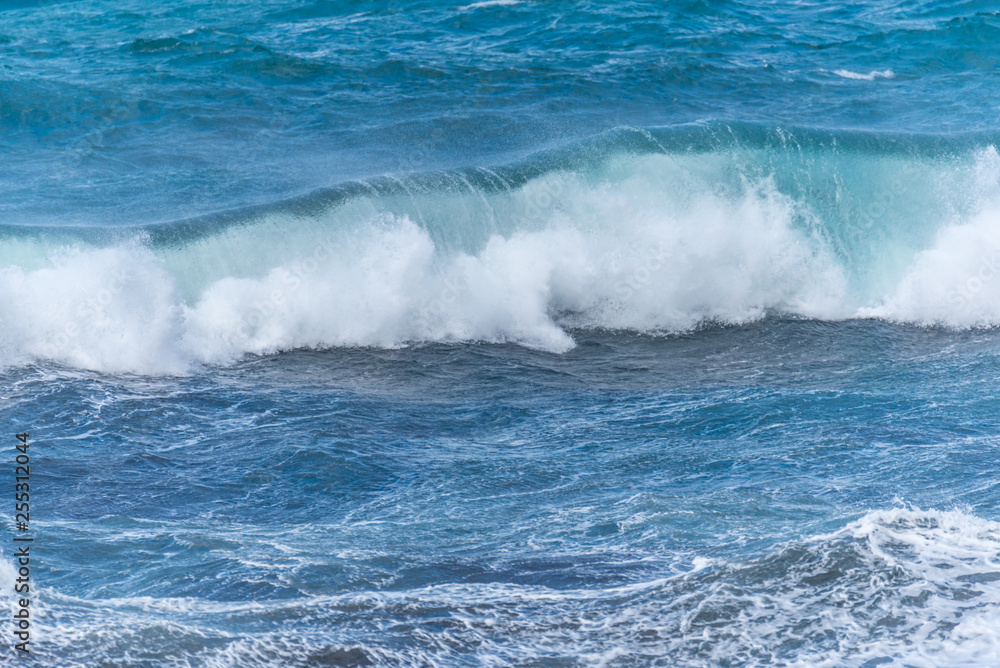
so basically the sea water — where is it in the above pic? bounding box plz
[3,1,1000,665]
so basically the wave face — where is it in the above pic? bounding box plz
[4,125,1000,373]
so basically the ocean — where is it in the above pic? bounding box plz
[3,0,1000,665]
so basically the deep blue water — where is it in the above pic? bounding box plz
[4,1,1000,666]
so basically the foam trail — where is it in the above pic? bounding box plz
[20,508,1000,666]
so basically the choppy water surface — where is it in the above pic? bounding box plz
[4,1,1000,665]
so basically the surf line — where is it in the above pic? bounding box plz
[12,432,31,654]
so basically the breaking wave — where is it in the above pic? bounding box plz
[4,123,1000,374]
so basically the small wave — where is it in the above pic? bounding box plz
[833,68,895,81]
[459,0,521,10]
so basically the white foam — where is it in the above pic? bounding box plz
[0,244,189,374]
[787,507,1000,667]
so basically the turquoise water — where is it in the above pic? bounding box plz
[4,1,1000,666]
